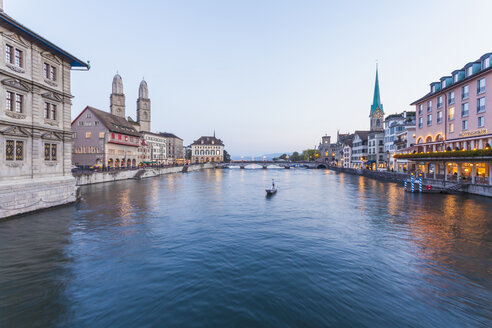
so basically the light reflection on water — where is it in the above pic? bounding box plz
[0,169,491,327]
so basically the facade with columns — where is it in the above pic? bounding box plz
[0,5,89,218]
[401,52,492,184]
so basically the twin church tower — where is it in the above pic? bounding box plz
[110,73,151,132]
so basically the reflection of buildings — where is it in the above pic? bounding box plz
[0,5,89,218]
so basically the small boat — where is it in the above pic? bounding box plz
[266,179,277,195]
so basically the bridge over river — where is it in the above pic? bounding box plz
[218,161,327,169]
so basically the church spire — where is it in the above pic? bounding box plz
[370,64,383,114]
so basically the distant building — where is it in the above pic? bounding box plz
[72,74,157,168]
[341,135,354,168]
[72,106,141,168]
[191,135,224,163]
[384,111,415,170]
[351,131,369,169]
[0,6,89,218]
[142,132,166,164]
[367,130,385,170]
[161,132,184,164]
[318,135,331,163]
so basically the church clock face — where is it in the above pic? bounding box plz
[374,109,383,119]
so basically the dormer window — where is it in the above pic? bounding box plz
[467,66,473,76]
[431,85,436,93]
[441,80,446,89]
[483,57,490,69]
[453,74,459,83]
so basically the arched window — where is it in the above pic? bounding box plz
[211,150,215,155]
[216,150,220,155]
[426,136,433,143]
[206,150,210,155]
[195,150,199,155]
[417,137,423,144]
[376,119,380,127]
[200,150,204,155]
[435,134,443,141]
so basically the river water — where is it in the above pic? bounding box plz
[0,169,491,327]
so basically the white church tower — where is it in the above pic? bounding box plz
[110,73,126,118]
[137,79,151,132]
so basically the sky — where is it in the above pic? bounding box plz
[6,0,492,156]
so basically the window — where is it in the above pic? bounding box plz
[461,103,469,117]
[448,107,455,120]
[44,103,56,120]
[418,104,423,115]
[453,74,459,83]
[78,121,84,126]
[14,49,22,68]
[477,78,485,94]
[43,63,57,81]
[467,66,473,76]
[94,121,99,126]
[427,114,432,126]
[111,133,115,139]
[86,132,92,138]
[6,91,13,111]
[477,97,485,113]
[442,80,446,89]
[5,44,12,64]
[418,117,423,128]
[427,100,432,112]
[437,111,443,124]
[462,120,468,130]
[449,123,454,133]
[478,116,485,128]
[15,94,23,113]
[437,96,443,108]
[483,57,490,69]
[44,143,57,161]
[462,85,469,100]
[448,91,455,104]
[99,132,105,138]
[6,140,24,161]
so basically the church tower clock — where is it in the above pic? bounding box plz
[370,66,384,132]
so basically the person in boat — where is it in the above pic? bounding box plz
[272,179,275,189]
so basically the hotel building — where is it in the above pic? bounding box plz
[405,52,492,184]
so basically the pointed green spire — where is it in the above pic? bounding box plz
[370,64,384,114]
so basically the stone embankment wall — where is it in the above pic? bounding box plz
[74,163,216,186]
[0,176,77,219]
[327,166,492,197]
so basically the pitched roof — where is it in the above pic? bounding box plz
[85,106,141,137]
[160,132,183,140]
[0,12,88,68]
[354,130,370,140]
[191,136,224,146]
[370,66,384,115]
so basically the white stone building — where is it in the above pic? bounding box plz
[351,131,369,169]
[0,6,88,218]
[142,131,167,164]
[191,135,224,163]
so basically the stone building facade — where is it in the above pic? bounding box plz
[191,135,224,163]
[0,7,88,218]
[161,132,184,164]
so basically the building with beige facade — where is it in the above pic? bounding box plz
[0,5,89,218]
[191,135,224,163]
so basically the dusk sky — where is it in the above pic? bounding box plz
[6,0,492,156]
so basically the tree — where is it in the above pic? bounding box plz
[223,150,231,163]
[185,148,192,160]
[279,153,288,160]
[301,149,320,161]
[290,151,301,162]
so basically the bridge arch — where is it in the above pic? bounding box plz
[317,164,327,169]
